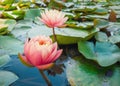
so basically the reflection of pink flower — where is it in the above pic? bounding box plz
[19,36,62,70]
[39,9,68,28]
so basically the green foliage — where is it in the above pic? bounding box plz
[0,71,18,86]
[0,36,23,55]
[24,9,40,20]
[0,19,16,35]
[66,57,120,86]
[0,55,10,67]
[78,41,120,67]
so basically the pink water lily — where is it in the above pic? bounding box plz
[39,9,68,28]
[18,36,62,70]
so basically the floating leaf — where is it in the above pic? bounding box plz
[0,19,16,35]
[94,7,108,15]
[107,23,120,43]
[28,25,99,44]
[24,9,40,20]
[0,36,23,55]
[94,19,109,29]
[66,21,94,29]
[0,0,14,5]
[12,19,99,44]
[78,41,120,66]
[2,10,24,19]
[85,14,109,20]
[72,6,96,13]
[0,55,10,67]
[109,35,120,43]
[95,31,108,42]
[0,70,19,86]
[66,57,120,86]
[48,0,66,9]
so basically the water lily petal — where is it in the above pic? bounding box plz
[18,53,33,67]
[36,63,54,70]
[40,9,68,28]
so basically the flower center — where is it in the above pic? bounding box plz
[39,40,46,45]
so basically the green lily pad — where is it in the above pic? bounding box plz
[72,6,96,13]
[0,70,19,86]
[0,55,10,67]
[2,10,24,19]
[4,19,16,31]
[85,14,109,20]
[94,19,109,29]
[0,36,23,55]
[109,35,120,43]
[66,56,120,86]
[0,24,8,33]
[66,21,94,29]
[78,41,120,66]
[94,8,108,15]
[0,0,14,5]
[0,19,16,35]
[106,23,120,43]
[48,0,66,9]
[28,25,99,44]
[95,31,108,42]
[24,9,40,20]
[11,19,99,44]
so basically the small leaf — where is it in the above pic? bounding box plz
[0,55,11,67]
[94,19,109,29]
[109,35,120,43]
[0,70,19,86]
[94,8,108,15]
[95,31,108,42]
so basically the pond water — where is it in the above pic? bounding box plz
[3,55,70,86]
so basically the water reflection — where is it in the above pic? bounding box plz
[3,54,70,86]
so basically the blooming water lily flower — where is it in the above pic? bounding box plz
[18,36,63,70]
[39,9,68,42]
[39,9,68,28]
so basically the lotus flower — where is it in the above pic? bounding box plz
[18,36,62,70]
[39,9,68,28]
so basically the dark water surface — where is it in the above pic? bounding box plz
[3,55,70,86]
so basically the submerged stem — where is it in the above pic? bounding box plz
[39,70,52,86]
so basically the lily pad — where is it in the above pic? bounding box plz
[0,55,10,67]
[2,10,24,19]
[85,14,109,20]
[66,21,94,29]
[94,7,108,15]
[0,19,16,35]
[24,9,40,20]
[11,19,99,44]
[95,31,108,42]
[66,56,120,86]
[94,19,109,29]
[0,0,14,5]
[78,41,120,66]
[109,35,120,43]
[28,25,99,44]
[0,36,23,55]
[107,23,120,43]
[0,70,18,86]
